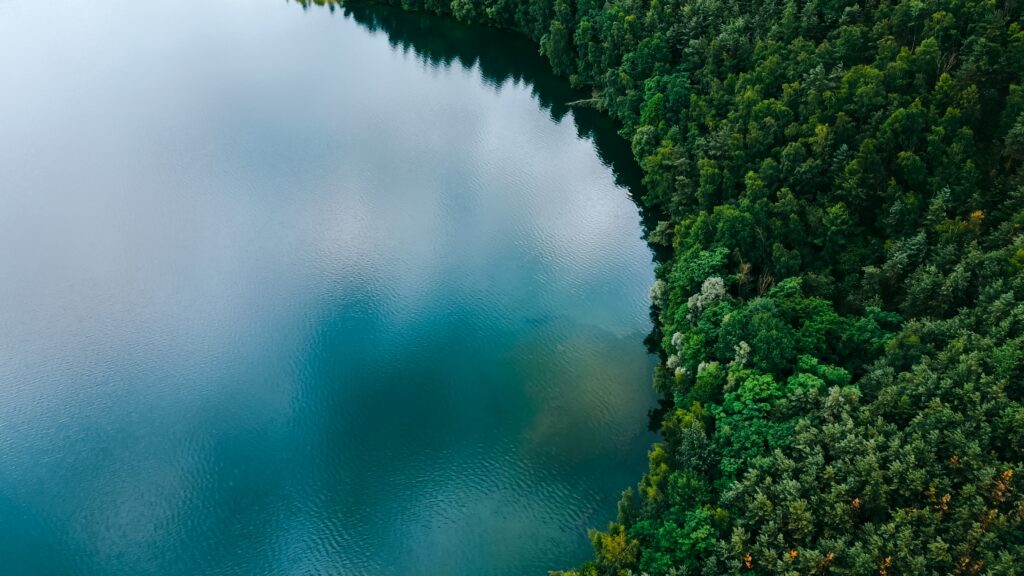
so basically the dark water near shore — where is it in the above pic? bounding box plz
[0,1,656,574]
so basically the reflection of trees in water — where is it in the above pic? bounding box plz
[289,1,645,205]
[294,0,669,428]
[336,1,671,353]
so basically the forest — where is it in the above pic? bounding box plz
[299,0,1024,573]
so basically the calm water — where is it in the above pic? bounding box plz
[0,1,656,574]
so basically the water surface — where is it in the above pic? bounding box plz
[0,1,656,574]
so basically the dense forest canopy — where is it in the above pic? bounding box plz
[298,0,1024,573]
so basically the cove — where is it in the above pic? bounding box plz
[0,1,657,574]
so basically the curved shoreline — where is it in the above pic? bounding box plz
[295,1,1024,574]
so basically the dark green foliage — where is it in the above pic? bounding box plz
[297,0,1024,572]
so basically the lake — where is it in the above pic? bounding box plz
[0,1,656,574]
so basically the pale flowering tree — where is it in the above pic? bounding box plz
[686,276,726,320]
[649,279,668,309]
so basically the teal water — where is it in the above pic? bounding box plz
[0,1,656,574]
